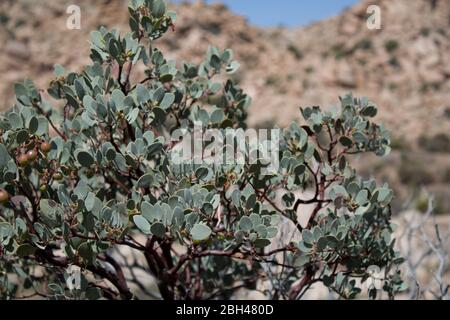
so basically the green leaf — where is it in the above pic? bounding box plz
[136,84,149,104]
[195,167,209,181]
[66,93,79,109]
[210,109,224,123]
[16,130,29,144]
[173,207,185,227]
[355,190,369,206]
[361,106,377,117]
[249,213,262,227]
[312,226,322,240]
[74,79,85,99]
[160,74,173,83]
[137,173,153,188]
[14,83,28,98]
[221,49,233,63]
[322,274,335,287]
[210,54,221,70]
[39,199,58,219]
[8,112,22,129]
[302,229,314,244]
[317,237,328,251]
[325,235,339,249]
[16,244,36,257]
[254,239,271,248]
[331,185,348,199]
[0,144,11,167]
[29,116,39,134]
[159,93,175,110]
[127,108,140,124]
[111,89,125,110]
[85,193,99,212]
[78,242,94,265]
[353,132,367,144]
[54,65,65,77]
[105,148,116,161]
[90,31,104,48]
[294,164,306,176]
[377,187,393,206]
[266,226,278,238]
[231,189,241,207]
[133,215,151,234]
[74,180,89,200]
[152,0,166,18]
[190,224,212,241]
[77,151,95,167]
[347,182,360,196]
[141,202,157,222]
[151,222,166,238]
[83,95,97,111]
[339,136,353,147]
[239,216,253,232]
[153,86,165,103]
[35,117,49,136]
[254,224,268,238]
[246,194,256,210]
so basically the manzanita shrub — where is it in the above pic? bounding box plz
[0,0,405,300]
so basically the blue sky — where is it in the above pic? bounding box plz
[175,0,360,27]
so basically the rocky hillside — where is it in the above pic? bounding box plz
[0,0,449,210]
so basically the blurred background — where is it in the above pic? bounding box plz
[0,0,449,298]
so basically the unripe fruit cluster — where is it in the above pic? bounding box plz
[17,142,52,167]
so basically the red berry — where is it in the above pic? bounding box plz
[27,150,38,161]
[40,142,52,153]
[18,154,29,167]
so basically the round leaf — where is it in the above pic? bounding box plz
[77,151,95,167]
[133,215,151,234]
[239,216,253,232]
[151,222,166,238]
[190,224,212,241]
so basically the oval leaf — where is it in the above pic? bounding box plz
[190,224,212,241]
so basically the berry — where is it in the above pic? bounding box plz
[53,172,63,181]
[18,154,29,167]
[40,142,52,153]
[0,189,9,203]
[27,150,38,161]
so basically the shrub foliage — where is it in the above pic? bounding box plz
[0,0,404,300]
